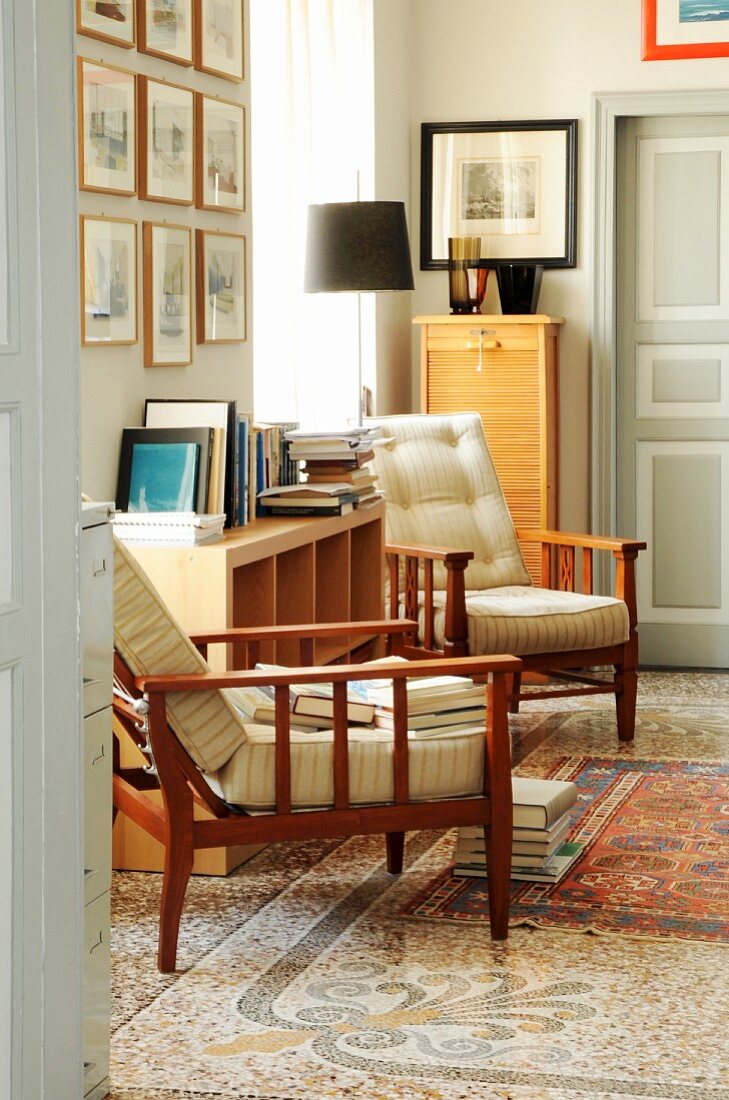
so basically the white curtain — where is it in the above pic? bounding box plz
[250,0,374,428]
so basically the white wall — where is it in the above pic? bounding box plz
[407,0,729,532]
[80,2,252,503]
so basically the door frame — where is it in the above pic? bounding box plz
[591,89,729,588]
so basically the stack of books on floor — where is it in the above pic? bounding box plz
[112,511,226,545]
[257,426,384,515]
[453,776,583,882]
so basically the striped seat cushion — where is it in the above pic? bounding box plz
[208,722,488,811]
[410,586,629,657]
[114,538,247,773]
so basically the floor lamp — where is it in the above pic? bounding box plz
[303,201,415,425]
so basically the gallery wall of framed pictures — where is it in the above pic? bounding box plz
[77,0,248,367]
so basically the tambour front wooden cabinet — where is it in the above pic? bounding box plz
[414,314,563,583]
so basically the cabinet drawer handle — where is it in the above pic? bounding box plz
[92,558,107,577]
[91,744,106,766]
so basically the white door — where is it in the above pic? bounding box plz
[617,115,729,668]
[0,0,84,1097]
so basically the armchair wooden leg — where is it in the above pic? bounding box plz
[385,831,405,874]
[615,665,638,743]
[484,821,510,940]
[157,832,194,973]
[508,671,522,714]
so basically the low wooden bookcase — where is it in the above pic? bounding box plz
[112,504,385,875]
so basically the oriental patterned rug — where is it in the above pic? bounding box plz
[403,757,729,943]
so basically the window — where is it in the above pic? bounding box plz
[249,0,374,428]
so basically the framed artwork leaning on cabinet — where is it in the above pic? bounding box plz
[196,229,246,343]
[138,75,194,205]
[77,0,136,48]
[142,221,192,367]
[78,58,136,196]
[137,0,194,65]
[195,0,244,82]
[195,93,245,212]
[80,215,137,346]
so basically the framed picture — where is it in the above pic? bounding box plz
[137,0,194,65]
[142,221,192,367]
[420,119,578,270]
[76,0,135,47]
[195,0,244,82]
[195,229,246,343]
[116,426,213,512]
[80,215,137,346]
[195,94,245,212]
[138,76,194,205]
[78,58,136,196]
[642,0,729,59]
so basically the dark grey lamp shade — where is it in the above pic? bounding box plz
[304,201,414,293]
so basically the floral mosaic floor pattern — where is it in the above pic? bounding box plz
[109,672,729,1099]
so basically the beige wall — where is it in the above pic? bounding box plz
[79,3,251,503]
[404,0,729,532]
[82,0,729,522]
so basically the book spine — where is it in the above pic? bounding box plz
[261,504,352,517]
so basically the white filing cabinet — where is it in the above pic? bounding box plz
[81,502,113,1100]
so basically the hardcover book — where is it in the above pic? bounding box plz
[115,426,214,514]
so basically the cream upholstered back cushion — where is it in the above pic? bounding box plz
[113,537,246,773]
[370,413,531,591]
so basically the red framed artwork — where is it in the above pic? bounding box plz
[643,0,729,59]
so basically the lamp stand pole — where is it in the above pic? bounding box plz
[356,289,364,427]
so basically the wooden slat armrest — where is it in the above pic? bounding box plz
[386,541,474,564]
[135,653,523,694]
[515,528,647,554]
[188,620,417,646]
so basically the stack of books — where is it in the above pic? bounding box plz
[355,662,488,739]
[257,427,384,515]
[112,511,226,545]
[232,669,377,730]
[452,776,582,882]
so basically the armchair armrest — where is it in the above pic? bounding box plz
[514,527,647,626]
[189,619,417,665]
[385,542,472,657]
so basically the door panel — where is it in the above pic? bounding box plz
[618,115,729,667]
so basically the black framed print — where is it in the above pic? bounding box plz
[420,119,577,270]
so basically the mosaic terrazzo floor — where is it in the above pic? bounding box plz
[109,672,729,1099]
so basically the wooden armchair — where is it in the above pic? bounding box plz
[369,413,647,742]
[112,535,521,972]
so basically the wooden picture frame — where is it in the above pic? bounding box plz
[80,215,137,346]
[78,58,136,196]
[137,0,194,66]
[420,118,577,270]
[142,221,192,367]
[76,0,136,47]
[194,93,245,212]
[195,229,246,343]
[195,0,244,82]
[138,75,194,205]
[642,0,729,59]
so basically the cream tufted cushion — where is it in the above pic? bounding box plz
[114,537,247,773]
[406,586,629,657]
[208,722,487,811]
[370,412,531,591]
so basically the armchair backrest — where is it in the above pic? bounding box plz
[370,413,531,591]
[113,536,246,773]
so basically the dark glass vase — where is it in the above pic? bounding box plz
[496,264,544,314]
